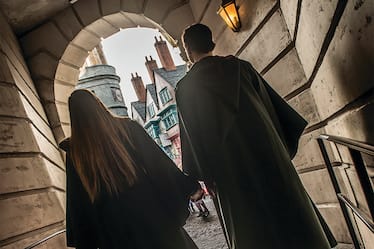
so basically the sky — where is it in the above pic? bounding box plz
[101,27,185,115]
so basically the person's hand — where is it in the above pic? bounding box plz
[190,188,204,201]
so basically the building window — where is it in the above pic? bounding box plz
[162,145,174,160]
[159,87,172,105]
[111,87,123,102]
[146,124,159,139]
[161,108,178,130]
[147,104,155,118]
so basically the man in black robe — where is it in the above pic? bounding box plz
[176,23,337,249]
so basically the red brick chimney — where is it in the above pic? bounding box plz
[131,72,146,102]
[154,36,176,71]
[145,56,158,83]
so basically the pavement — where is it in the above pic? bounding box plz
[184,197,228,249]
[183,196,354,249]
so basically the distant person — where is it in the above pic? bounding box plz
[59,89,200,249]
[176,23,337,249]
[194,199,209,218]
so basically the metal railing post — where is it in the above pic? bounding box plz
[317,138,362,249]
[349,149,374,219]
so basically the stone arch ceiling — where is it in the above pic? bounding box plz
[16,0,201,143]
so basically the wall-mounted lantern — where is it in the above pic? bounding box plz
[217,0,241,32]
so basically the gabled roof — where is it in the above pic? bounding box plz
[131,101,146,121]
[146,84,159,108]
[153,64,187,88]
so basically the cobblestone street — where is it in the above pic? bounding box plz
[184,197,228,249]
[184,197,354,249]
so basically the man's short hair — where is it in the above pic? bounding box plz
[182,24,215,53]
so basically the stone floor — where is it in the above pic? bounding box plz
[184,197,228,249]
[184,197,354,249]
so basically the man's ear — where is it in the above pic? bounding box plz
[184,45,194,63]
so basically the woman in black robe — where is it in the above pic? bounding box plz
[59,89,200,249]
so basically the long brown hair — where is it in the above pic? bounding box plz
[68,89,137,202]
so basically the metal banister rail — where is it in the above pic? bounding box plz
[317,134,374,249]
[24,229,66,249]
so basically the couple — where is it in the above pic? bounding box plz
[61,24,337,249]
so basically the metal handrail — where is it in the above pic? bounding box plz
[318,134,374,249]
[337,194,374,232]
[24,229,66,249]
[319,134,374,156]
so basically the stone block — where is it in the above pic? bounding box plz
[61,44,88,69]
[102,12,135,29]
[311,0,374,120]
[122,12,154,29]
[362,153,374,168]
[0,191,64,241]
[335,144,354,165]
[144,0,181,24]
[296,0,338,78]
[239,10,292,72]
[325,102,374,144]
[263,48,307,96]
[8,57,38,98]
[0,27,30,76]
[215,0,277,56]
[1,226,66,249]
[201,0,226,40]
[0,85,26,118]
[44,103,62,129]
[8,58,49,123]
[299,168,338,204]
[72,29,101,51]
[163,4,195,39]
[0,11,21,57]
[121,0,145,14]
[85,19,119,39]
[318,204,351,243]
[293,128,338,170]
[288,88,321,126]
[31,125,65,168]
[33,79,54,102]
[0,52,14,83]
[100,0,121,16]
[19,94,56,146]
[189,0,209,21]
[55,82,75,103]
[61,124,71,139]
[0,157,51,194]
[46,161,66,191]
[20,22,68,59]
[56,102,70,125]
[280,0,298,39]
[345,166,372,217]
[354,213,374,249]
[1,38,38,95]
[72,0,101,26]
[55,63,80,85]
[55,190,66,213]
[27,52,59,81]
[333,164,356,200]
[53,7,83,41]
[0,118,38,153]
[53,125,67,145]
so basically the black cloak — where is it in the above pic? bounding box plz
[59,119,199,249]
[176,55,335,249]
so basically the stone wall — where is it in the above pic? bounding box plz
[2,0,372,248]
[0,11,66,249]
[201,0,373,247]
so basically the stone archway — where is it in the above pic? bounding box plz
[7,0,373,247]
[20,0,199,143]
